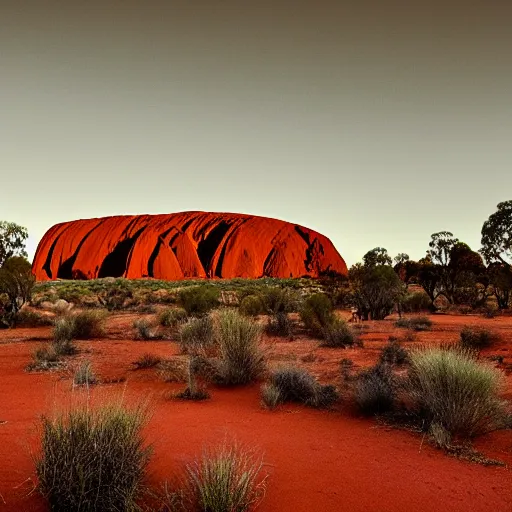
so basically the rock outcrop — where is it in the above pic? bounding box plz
[32,212,347,281]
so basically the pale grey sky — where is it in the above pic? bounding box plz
[1,0,511,266]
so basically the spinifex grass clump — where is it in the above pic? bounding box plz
[354,363,395,416]
[407,346,506,443]
[179,315,216,355]
[158,307,188,328]
[459,326,499,350]
[73,360,97,386]
[262,366,338,409]
[394,315,432,331]
[214,309,265,385]
[178,285,220,317]
[321,318,358,348]
[36,402,151,512]
[299,293,335,336]
[185,442,268,512]
[53,310,107,343]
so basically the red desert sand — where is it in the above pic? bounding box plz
[0,312,511,511]
[31,212,348,281]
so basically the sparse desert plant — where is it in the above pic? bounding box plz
[299,293,335,336]
[321,318,358,348]
[28,344,63,371]
[406,346,506,440]
[73,360,97,386]
[36,402,151,512]
[260,383,282,409]
[394,315,432,331]
[53,310,106,343]
[132,353,162,370]
[173,356,212,401]
[260,287,299,314]
[265,311,294,338]
[354,363,395,415]
[133,318,160,341]
[178,285,220,317]
[14,309,53,327]
[214,309,265,385]
[459,326,499,350]
[158,307,188,328]
[179,315,216,355]
[157,358,189,383]
[266,365,338,408]
[184,442,268,512]
[379,339,409,366]
[239,294,265,317]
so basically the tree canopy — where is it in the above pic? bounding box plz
[0,221,28,267]
[481,200,512,266]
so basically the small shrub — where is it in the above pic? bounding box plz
[260,383,282,409]
[174,387,210,401]
[321,318,357,348]
[179,316,216,355]
[15,309,53,327]
[354,364,395,415]
[265,311,294,338]
[459,326,499,350]
[53,316,76,343]
[178,286,220,317]
[394,315,432,331]
[53,311,106,342]
[267,366,338,408]
[185,442,267,512]
[158,307,187,327]
[28,345,63,371]
[36,403,151,512]
[215,309,265,385]
[239,295,265,317]
[134,318,159,341]
[260,287,299,314]
[402,292,432,313]
[407,347,506,439]
[132,353,162,370]
[482,304,498,319]
[73,360,97,386]
[299,293,335,336]
[157,358,189,383]
[379,340,409,366]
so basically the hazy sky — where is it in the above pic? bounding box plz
[1,0,511,267]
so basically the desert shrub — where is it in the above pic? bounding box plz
[174,387,210,401]
[266,366,338,408]
[157,358,189,383]
[321,318,357,348]
[179,315,216,355]
[53,311,106,342]
[73,360,97,386]
[214,309,265,385]
[379,340,409,366]
[178,286,220,317]
[259,287,299,314]
[459,326,499,350]
[299,293,335,336]
[158,307,187,328]
[407,347,506,440]
[185,442,267,512]
[28,344,63,371]
[14,309,53,327]
[482,304,498,319]
[36,403,151,512]
[394,315,432,331]
[265,311,294,338]
[354,364,395,415]
[239,294,265,317]
[133,318,160,341]
[402,291,432,313]
[132,353,162,370]
[99,286,133,311]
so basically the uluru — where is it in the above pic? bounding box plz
[31,212,347,281]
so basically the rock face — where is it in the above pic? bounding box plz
[32,212,347,281]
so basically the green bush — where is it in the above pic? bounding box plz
[179,316,216,355]
[185,442,267,512]
[178,286,220,317]
[214,309,265,385]
[265,311,294,338]
[394,315,432,331]
[407,347,506,440]
[239,295,265,317]
[299,293,335,336]
[459,326,499,350]
[354,364,395,415]
[321,318,357,348]
[53,311,106,342]
[36,403,151,512]
[402,292,432,313]
[158,307,187,327]
[259,287,299,314]
[264,366,338,408]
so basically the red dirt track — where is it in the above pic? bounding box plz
[0,313,511,511]
[31,212,348,281]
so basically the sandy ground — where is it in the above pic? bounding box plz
[0,311,511,511]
